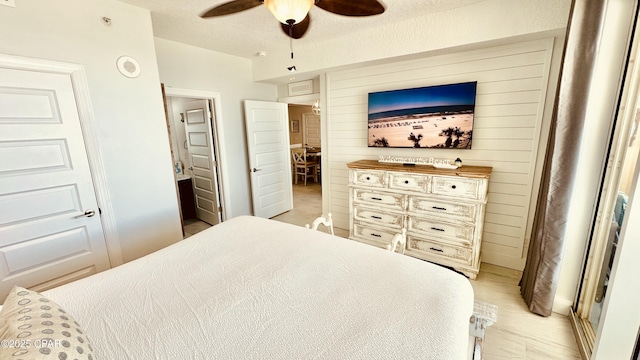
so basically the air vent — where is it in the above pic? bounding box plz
[288,80,313,96]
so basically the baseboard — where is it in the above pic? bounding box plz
[480,252,525,271]
[552,297,573,316]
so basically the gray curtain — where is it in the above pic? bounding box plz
[520,0,607,317]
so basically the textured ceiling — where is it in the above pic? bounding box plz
[117,0,486,60]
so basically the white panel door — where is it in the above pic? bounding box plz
[0,67,110,301]
[244,100,293,218]
[303,113,321,148]
[184,100,221,226]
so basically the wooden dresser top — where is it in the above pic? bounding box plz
[347,159,492,179]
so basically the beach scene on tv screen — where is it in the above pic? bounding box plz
[368,82,476,149]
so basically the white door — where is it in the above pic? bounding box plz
[303,113,321,148]
[0,67,111,301]
[244,100,293,218]
[184,100,221,225]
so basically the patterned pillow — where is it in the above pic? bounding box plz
[0,286,94,359]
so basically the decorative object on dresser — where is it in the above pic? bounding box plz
[347,159,492,279]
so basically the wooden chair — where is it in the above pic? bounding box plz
[289,144,302,181]
[305,213,334,235]
[291,148,318,185]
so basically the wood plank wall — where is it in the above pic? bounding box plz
[324,38,559,270]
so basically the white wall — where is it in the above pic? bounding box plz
[0,0,183,263]
[154,38,278,218]
[253,0,572,82]
[323,37,564,270]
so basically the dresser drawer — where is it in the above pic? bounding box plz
[431,176,482,200]
[351,169,386,188]
[407,216,474,245]
[353,206,403,229]
[353,188,405,211]
[352,221,397,248]
[407,235,473,265]
[408,196,478,222]
[388,172,429,193]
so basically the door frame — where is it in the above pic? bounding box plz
[0,54,123,267]
[163,87,229,222]
[279,83,328,217]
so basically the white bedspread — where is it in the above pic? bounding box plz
[43,216,474,359]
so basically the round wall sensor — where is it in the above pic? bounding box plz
[116,56,141,78]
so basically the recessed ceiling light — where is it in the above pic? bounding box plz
[257,51,267,57]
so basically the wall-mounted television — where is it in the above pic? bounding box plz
[368,81,477,149]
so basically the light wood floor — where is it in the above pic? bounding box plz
[185,183,582,359]
[472,265,581,359]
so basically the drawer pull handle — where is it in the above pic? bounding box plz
[366,177,371,180]
[371,215,382,219]
[432,206,447,211]
[404,180,409,184]
[429,247,444,252]
[371,197,383,201]
[430,227,445,232]
[371,233,382,238]
[451,185,457,189]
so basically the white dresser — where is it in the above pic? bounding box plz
[347,160,492,279]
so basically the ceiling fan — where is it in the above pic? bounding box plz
[201,0,386,39]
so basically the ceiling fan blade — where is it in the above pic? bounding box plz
[281,14,310,39]
[201,0,263,18]
[316,0,385,16]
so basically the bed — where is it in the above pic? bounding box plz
[0,216,474,359]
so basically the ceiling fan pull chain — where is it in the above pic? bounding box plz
[289,24,294,59]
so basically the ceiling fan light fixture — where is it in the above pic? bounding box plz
[265,0,314,25]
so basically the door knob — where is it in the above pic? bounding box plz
[252,168,262,172]
[75,209,96,218]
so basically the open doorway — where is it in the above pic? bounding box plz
[271,104,323,228]
[163,88,225,238]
